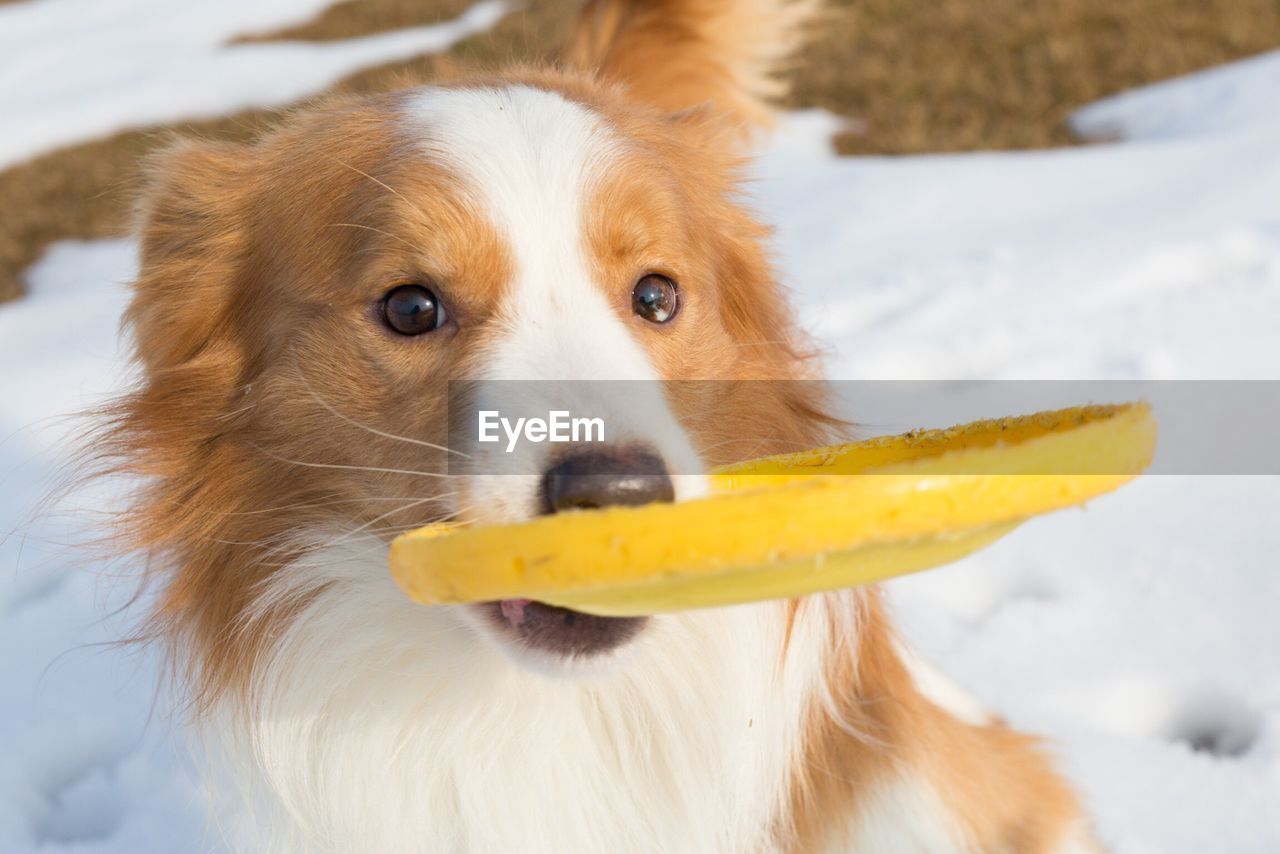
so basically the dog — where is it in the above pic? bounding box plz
[103,0,1102,850]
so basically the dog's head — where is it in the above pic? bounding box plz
[118,72,830,688]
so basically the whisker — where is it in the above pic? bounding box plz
[277,510,478,571]
[323,495,445,549]
[695,428,812,464]
[226,493,460,518]
[200,496,465,557]
[321,155,418,211]
[360,514,471,536]
[307,390,468,459]
[274,497,474,561]
[732,339,793,349]
[325,222,419,253]
[248,445,454,480]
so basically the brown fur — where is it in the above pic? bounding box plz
[566,0,816,138]
[785,593,1092,851]
[108,68,829,707]
[104,0,1096,848]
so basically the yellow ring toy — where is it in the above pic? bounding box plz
[390,403,1156,616]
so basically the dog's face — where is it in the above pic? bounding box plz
[124,75,826,681]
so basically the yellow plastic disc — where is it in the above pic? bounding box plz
[390,403,1156,616]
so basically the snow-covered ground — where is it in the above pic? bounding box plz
[0,0,506,170]
[2,1,1278,849]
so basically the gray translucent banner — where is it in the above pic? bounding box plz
[443,380,1280,476]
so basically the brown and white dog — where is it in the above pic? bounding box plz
[104,0,1101,850]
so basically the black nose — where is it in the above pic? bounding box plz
[542,449,675,514]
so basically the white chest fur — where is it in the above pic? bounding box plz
[208,537,832,854]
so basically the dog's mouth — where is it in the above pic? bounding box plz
[474,598,648,658]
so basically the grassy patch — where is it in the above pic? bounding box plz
[789,0,1280,154]
[0,0,575,303]
[2,0,1278,302]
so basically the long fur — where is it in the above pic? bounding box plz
[99,2,1102,851]
[566,0,818,136]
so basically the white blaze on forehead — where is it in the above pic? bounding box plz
[402,85,648,379]
[401,85,705,519]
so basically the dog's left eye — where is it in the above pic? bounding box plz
[381,284,447,335]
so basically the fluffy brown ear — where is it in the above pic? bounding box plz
[105,139,271,703]
[128,139,254,376]
[664,103,747,157]
[566,0,818,142]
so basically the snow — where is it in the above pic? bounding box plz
[759,109,1280,380]
[2,6,1278,849]
[0,0,507,170]
[750,56,1280,852]
[1071,48,1280,142]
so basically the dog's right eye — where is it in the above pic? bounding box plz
[381,284,447,336]
[632,274,679,324]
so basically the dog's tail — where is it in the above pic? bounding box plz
[565,0,817,136]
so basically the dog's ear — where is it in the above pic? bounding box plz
[664,104,746,156]
[127,139,255,377]
[565,0,814,143]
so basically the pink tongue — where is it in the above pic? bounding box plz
[500,598,531,628]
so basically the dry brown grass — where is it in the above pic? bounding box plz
[0,0,576,304]
[788,0,1280,155]
[2,0,1278,303]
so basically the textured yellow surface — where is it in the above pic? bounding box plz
[390,403,1156,615]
